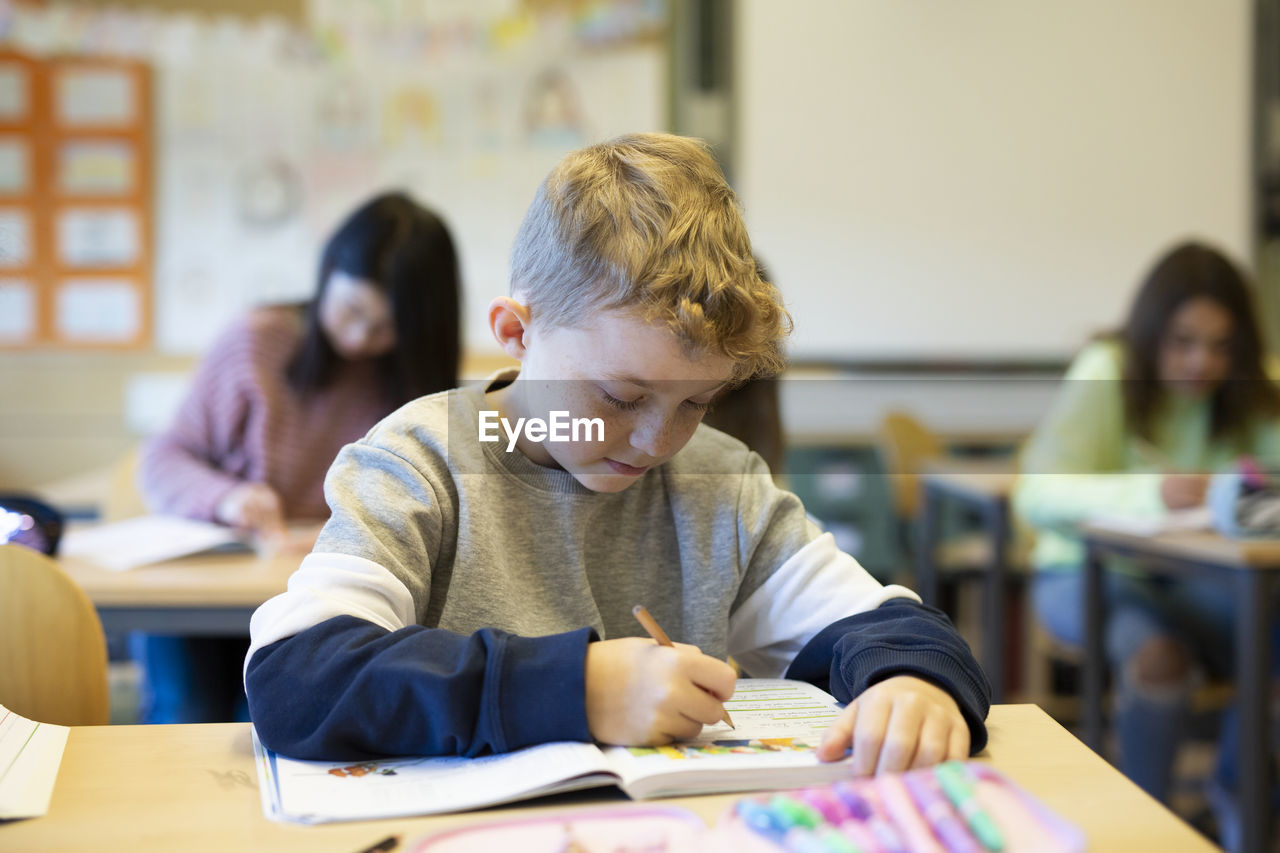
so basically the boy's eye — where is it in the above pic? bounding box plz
[682,399,713,413]
[602,391,642,411]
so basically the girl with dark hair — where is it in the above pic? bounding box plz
[134,191,461,724]
[1013,241,1280,842]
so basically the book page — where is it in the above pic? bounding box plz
[697,678,843,742]
[605,678,853,799]
[253,731,615,824]
[0,705,70,819]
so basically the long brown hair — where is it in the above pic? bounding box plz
[287,191,461,405]
[1120,241,1280,442]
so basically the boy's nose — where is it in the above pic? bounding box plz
[629,414,673,459]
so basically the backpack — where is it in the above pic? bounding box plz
[0,493,65,556]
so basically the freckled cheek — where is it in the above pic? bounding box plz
[664,413,703,455]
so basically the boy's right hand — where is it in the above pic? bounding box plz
[584,637,736,746]
[215,482,286,540]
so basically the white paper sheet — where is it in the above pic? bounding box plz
[0,65,30,121]
[57,208,141,267]
[0,209,31,267]
[1086,506,1214,537]
[55,68,135,125]
[0,705,70,820]
[55,278,140,342]
[59,515,248,571]
[0,278,34,340]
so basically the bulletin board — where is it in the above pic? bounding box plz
[0,2,660,355]
[0,50,151,349]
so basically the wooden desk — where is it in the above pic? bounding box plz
[917,459,1020,702]
[0,705,1217,852]
[58,550,300,635]
[1081,523,1280,853]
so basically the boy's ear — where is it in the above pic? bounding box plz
[488,297,533,361]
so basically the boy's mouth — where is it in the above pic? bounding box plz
[605,459,649,476]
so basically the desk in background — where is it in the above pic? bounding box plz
[916,459,1021,703]
[1081,524,1280,853]
[0,704,1219,852]
[58,550,299,635]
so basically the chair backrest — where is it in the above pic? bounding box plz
[875,409,945,519]
[0,544,109,725]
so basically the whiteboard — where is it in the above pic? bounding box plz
[737,0,1251,362]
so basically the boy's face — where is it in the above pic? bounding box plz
[517,308,735,493]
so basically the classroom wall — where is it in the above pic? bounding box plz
[0,0,1263,493]
[737,0,1253,362]
[0,0,661,492]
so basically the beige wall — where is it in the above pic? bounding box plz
[0,353,195,491]
[737,0,1252,361]
[0,349,517,494]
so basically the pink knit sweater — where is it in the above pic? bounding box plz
[137,306,392,523]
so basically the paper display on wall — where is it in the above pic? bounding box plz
[55,278,140,342]
[0,65,29,121]
[0,279,34,341]
[55,68,135,126]
[57,208,140,266]
[0,138,29,194]
[58,141,136,195]
[0,209,31,266]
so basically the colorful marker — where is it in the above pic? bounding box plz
[736,798,786,841]
[837,817,887,853]
[769,793,824,830]
[902,772,982,853]
[847,784,909,853]
[934,763,1005,852]
[797,787,852,825]
[877,775,947,853]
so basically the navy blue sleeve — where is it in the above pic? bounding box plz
[246,614,596,760]
[783,598,991,754]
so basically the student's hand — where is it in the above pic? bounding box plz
[816,675,969,773]
[584,637,736,746]
[253,522,323,558]
[215,482,287,539]
[1161,473,1209,509]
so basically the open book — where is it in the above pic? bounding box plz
[253,678,854,824]
[0,704,69,820]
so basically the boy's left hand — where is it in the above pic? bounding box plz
[816,674,969,773]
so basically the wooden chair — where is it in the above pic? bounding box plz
[874,409,1027,573]
[0,543,109,725]
[877,410,945,522]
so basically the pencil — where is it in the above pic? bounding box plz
[631,604,734,729]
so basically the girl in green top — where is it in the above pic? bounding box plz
[1014,242,1280,831]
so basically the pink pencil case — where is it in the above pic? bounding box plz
[406,804,707,852]
[717,762,1086,853]
[405,763,1085,853]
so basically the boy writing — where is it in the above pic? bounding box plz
[246,133,990,774]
